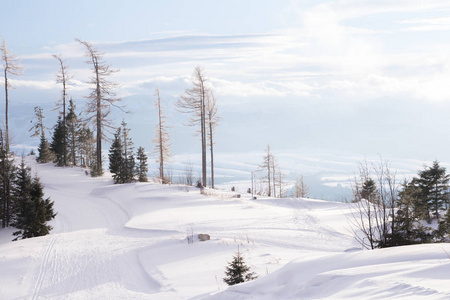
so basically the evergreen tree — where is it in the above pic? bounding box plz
[78,124,95,169]
[109,127,123,184]
[0,130,15,228]
[29,106,52,163]
[50,117,66,166]
[121,120,135,183]
[361,178,377,203]
[390,179,432,246]
[436,210,450,242]
[223,249,257,286]
[136,146,148,182]
[66,99,80,166]
[417,161,449,222]
[11,159,56,240]
[37,134,53,163]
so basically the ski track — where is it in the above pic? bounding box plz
[31,234,59,300]
[27,167,171,299]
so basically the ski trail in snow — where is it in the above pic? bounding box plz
[31,234,59,300]
[291,198,351,251]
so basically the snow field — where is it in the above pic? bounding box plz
[0,156,449,299]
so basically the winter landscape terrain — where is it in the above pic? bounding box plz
[3,1,450,299]
[0,156,449,299]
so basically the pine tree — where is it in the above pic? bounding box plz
[11,159,56,240]
[50,117,66,166]
[223,249,257,286]
[136,146,148,182]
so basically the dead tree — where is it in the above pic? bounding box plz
[52,54,73,166]
[177,66,208,187]
[206,91,221,188]
[1,38,23,153]
[259,145,273,197]
[294,175,310,198]
[153,88,171,183]
[77,39,122,176]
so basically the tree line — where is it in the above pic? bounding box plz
[350,158,450,249]
[2,38,222,188]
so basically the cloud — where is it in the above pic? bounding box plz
[400,16,450,31]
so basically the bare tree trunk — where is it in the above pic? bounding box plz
[4,70,8,153]
[78,39,123,176]
[209,122,214,189]
[2,39,22,154]
[176,66,208,187]
[206,91,220,189]
[157,90,164,180]
[200,80,207,188]
[53,54,71,166]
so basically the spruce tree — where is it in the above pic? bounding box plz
[29,106,52,163]
[11,159,56,240]
[37,135,53,163]
[50,117,66,166]
[121,120,135,183]
[223,249,257,286]
[109,128,123,184]
[78,124,95,168]
[361,178,377,203]
[136,146,148,182]
[0,130,15,228]
[66,99,80,166]
[417,161,449,222]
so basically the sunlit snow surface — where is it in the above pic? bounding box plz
[0,156,448,299]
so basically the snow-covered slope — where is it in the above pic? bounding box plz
[0,157,449,299]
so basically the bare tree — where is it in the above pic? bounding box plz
[52,54,73,166]
[294,175,309,198]
[180,160,194,186]
[29,106,47,138]
[348,158,398,249]
[276,167,287,198]
[206,91,221,188]
[153,88,171,183]
[259,145,273,197]
[77,39,122,176]
[177,66,208,187]
[272,155,278,197]
[1,38,23,153]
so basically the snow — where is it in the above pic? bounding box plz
[0,156,449,299]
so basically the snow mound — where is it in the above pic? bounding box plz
[206,243,450,299]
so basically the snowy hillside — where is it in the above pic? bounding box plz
[0,157,449,299]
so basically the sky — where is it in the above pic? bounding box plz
[2,0,450,166]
